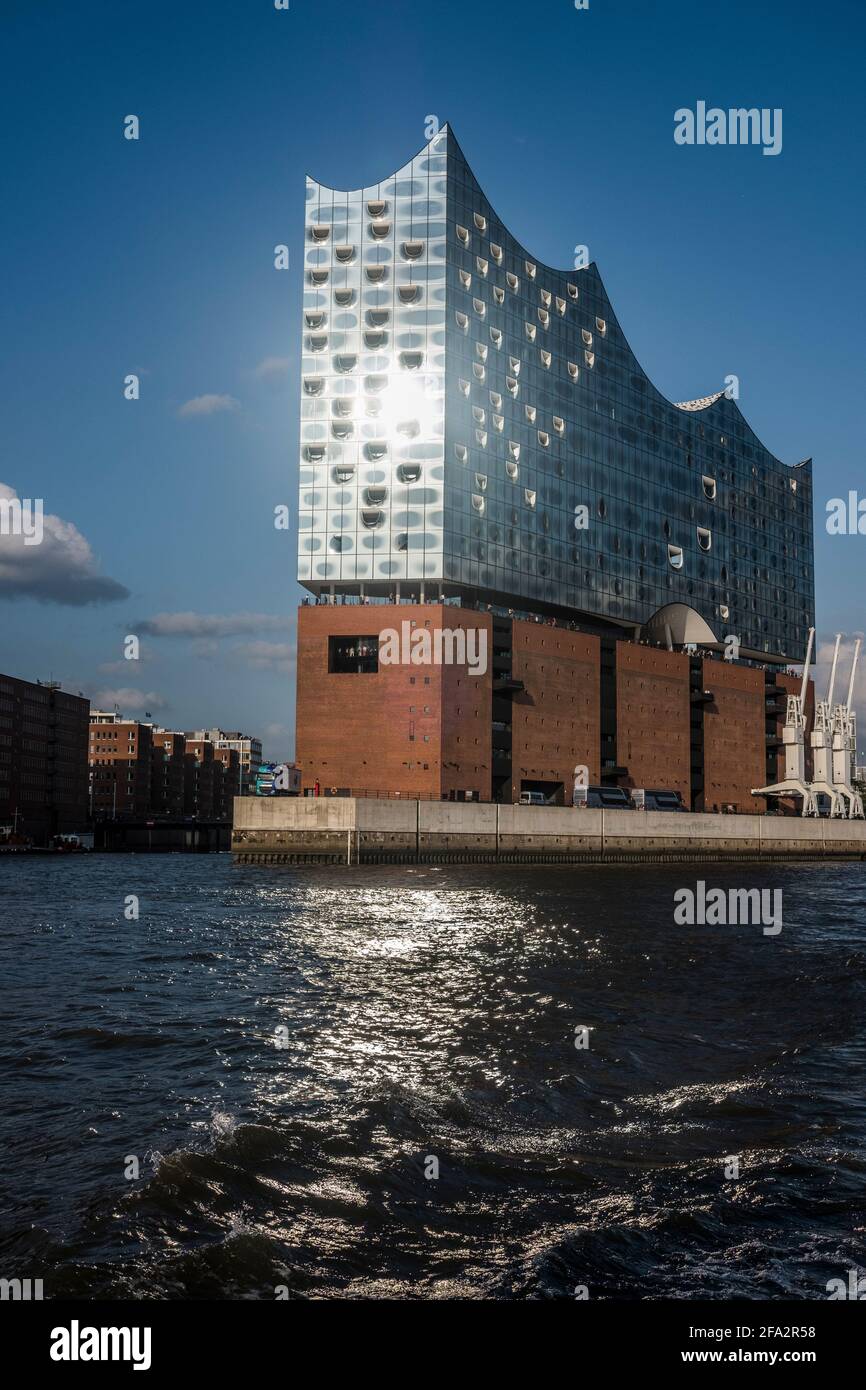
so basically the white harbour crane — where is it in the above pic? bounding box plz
[752,626,819,816]
[831,637,864,818]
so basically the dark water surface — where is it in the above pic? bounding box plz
[1,854,864,1299]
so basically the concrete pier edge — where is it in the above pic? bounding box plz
[232,798,866,866]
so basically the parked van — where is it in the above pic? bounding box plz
[631,788,686,812]
[519,790,549,806]
[573,785,633,810]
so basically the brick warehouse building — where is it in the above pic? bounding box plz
[0,673,90,842]
[294,128,816,809]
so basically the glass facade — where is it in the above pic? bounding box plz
[299,127,815,662]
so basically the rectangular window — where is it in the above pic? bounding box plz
[328,636,379,674]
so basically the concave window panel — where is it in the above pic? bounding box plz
[367,309,390,327]
[459,269,472,289]
[471,494,486,514]
[361,508,385,529]
[567,361,579,380]
[364,440,388,460]
[668,544,684,570]
[585,350,595,367]
[364,329,388,349]
[365,486,388,505]
[507,441,520,460]
[334,288,355,306]
[537,430,550,447]
[525,489,537,508]
[305,311,326,328]
[308,334,328,352]
[509,357,521,375]
[582,328,593,346]
[474,212,487,231]
[490,243,503,264]
[473,363,485,381]
[304,444,326,462]
[397,463,421,483]
[367,199,387,217]
[309,269,329,285]
[455,444,468,462]
[331,421,353,440]
[553,416,565,434]
[525,260,536,278]
[719,603,730,620]
[395,532,409,551]
[370,221,391,239]
[697,527,712,552]
[540,289,552,307]
[365,265,387,283]
[506,271,518,291]
[400,351,424,370]
[567,282,579,299]
[472,406,485,424]
[492,413,504,432]
[456,224,469,244]
[455,311,469,332]
[398,285,421,303]
[310,225,330,242]
[334,244,355,262]
[525,322,536,341]
[402,240,424,260]
[540,349,551,368]
[493,286,504,304]
[489,391,502,408]
[476,257,488,276]
[364,374,388,394]
[596,317,607,334]
[474,472,487,491]
[303,376,325,396]
[702,475,717,500]
[333,465,355,483]
[506,376,519,396]
[397,419,420,438]
[473,298,486,317]
[334,354,357,373]
[490,328,502,347]
[458,378,470,397]
[525,405,536,423]
[555,297,566,315]
[506,461,519,480]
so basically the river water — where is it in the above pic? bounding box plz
[1,854,864,1299]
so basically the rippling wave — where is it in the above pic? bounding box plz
[1,856,864,1298]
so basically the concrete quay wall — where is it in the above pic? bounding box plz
[232,798,866,865]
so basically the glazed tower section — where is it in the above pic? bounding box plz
[299,132,448,591]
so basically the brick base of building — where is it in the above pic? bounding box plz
[295,603,812,812]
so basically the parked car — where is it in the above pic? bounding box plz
[519,790,550,806]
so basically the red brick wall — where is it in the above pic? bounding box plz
[702,659,766,812]
[510,622,600,798]
[616,644,691,803]
[296,604,491,800]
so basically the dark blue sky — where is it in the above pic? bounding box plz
[2,0,864,755]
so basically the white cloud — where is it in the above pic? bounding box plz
[138,611,293,638]
[0,482,129,606]
[253,357,291,379]
[177,394,239,418]
[91,687,168,714]
[234,640,294,674]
